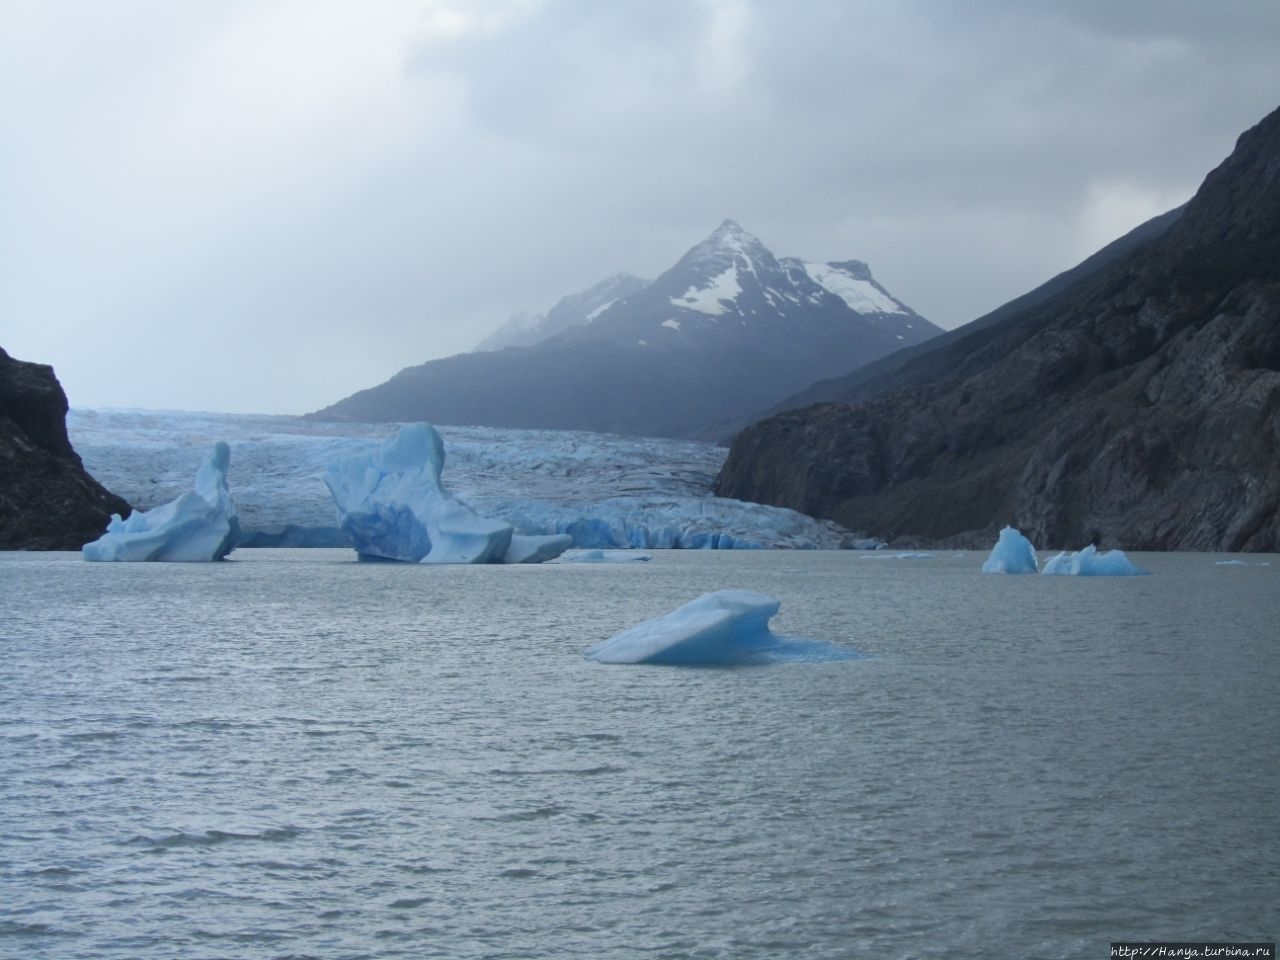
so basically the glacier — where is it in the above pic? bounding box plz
[82,441,240,562]
[68,409,859,550]
[981,526,1039,574]
[324,422,570,564]
[585,590,861,665]
[1041,545,1149,576]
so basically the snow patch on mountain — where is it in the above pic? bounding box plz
[586,299,618,322]
[802,262,907,315]
[673,265,742,315]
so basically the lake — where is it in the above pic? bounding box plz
[2,548,1277,959]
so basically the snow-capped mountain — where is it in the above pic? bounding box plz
[313,220,940,438]
[473,273,649,352]
[560,219,932,352]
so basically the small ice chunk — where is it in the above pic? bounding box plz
[503,533,575,564]
[981,526,1039,574]
[586,590,784,664]
[562,549,652,563]
[1041,545,1148,576]
[82,442,240,562]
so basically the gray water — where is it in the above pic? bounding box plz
[2,549,1277,959]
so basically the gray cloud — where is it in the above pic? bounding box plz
[2,0,1278,413]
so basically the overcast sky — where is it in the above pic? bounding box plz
[3,1,1278,414]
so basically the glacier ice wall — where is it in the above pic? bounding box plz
[68,410,858,550]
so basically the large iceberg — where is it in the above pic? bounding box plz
[83,442,240,562]
[585,590,860,665]
[323,422,570,564]
[981,526,1039,574]
[1041,545,1149,576]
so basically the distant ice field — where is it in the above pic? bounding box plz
[67,409,855,550]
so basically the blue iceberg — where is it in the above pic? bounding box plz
[324,423,570,564]
[585,590,859,665]
[503,533,576,564]
[82,442,240,562]
[981,526,1039,574]
[1041,545,1148,576]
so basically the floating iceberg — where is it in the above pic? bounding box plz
[562,549,653,563]
[586,590,784,664]
[585,590,860,665]
[323,423,570,564]
[504,533,575,564]
[981,526,1039,574]
[83,442,240,562]
[1041,545,1149,576]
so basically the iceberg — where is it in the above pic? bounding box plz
[585,590,860,665]
[82,442,240,562]
[503,533,575,564]
[981,526,1039,574]
[562,549,653,563]
[323,422,570,564]
[1041,545,1148,576]
[586,590,785,664]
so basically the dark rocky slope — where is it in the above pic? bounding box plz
[716,107,1280,552]
[0,348,130,549]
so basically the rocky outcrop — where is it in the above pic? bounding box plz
[0,348,130,549]
[716,107,1280,552]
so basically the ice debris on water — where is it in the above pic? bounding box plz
[83,442,240,562]
[1042,545,1148,576]
[561,549,652,563]
[981,526,1039,574]
[323,422,571,564]
[585,590,860,665]
[982,525,1150,576]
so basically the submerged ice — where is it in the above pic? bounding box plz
[82,442,240,562]
[324,423,570,564]
[585,590,859,665]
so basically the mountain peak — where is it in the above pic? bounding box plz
[679,219,772,271]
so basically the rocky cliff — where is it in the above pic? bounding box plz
[0,348,130,549]
[716,107,1280,552]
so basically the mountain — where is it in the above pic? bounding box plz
[0,347,131,549]
[707,204,1186,439]
[715,107,1280,551]
[473,273,649,352]
[310,220,941,438]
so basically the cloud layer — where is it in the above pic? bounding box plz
[3,0,1278,413]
